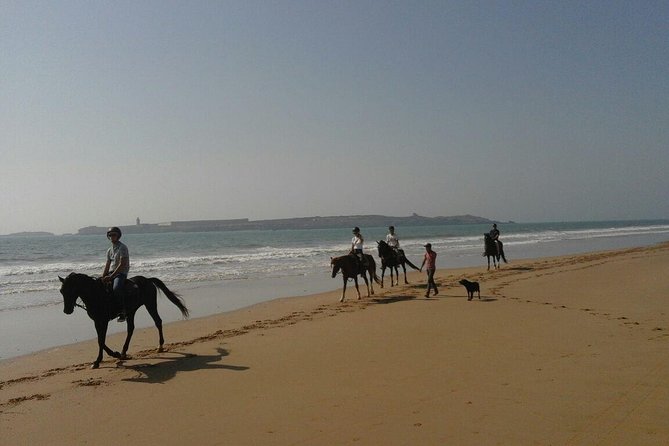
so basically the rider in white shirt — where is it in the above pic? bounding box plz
[386,226,400,250]
[351,227,366,268]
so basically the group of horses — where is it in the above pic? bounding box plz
[59,234,507,369]
[331,235,507,302]
[330,240,421,303]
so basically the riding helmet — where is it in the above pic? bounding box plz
[106,226,122,238]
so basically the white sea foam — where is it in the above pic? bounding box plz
[1,222,667,312]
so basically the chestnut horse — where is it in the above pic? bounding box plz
[330,254,381,302]
[59,272,188,369]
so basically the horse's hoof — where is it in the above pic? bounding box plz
[91,363,100,369]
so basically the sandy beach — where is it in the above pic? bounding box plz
[2,243,668,445]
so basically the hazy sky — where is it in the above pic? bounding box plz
[2,1,668,234]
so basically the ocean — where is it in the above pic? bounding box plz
[1,220,668,360]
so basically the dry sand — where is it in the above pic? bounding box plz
[2,243,668,445]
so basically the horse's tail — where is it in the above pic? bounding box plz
[404,258,420,271]
[368,256,382,285]
[149,278,189,319]
[499,242,508,263]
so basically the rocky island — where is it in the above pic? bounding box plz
[77,214,495,235]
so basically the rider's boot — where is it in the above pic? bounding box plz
[117,295,126,323]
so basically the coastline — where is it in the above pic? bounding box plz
[2,242,669,444]
[2,226,668,361]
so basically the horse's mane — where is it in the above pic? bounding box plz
[331,255,349,263]
[64,272,104,291]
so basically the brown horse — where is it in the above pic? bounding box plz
[330,254,381,302]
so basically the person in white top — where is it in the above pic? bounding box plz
[386,226,400,250]
[350,227,366,269]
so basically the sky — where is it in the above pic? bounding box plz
[1,1,668,234]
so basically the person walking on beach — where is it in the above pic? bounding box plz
[419,243,438,297]
[350,227,366,271]
[102,226,130,322]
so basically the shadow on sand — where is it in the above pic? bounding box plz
[121,347,248,384]
[371,295,416,304]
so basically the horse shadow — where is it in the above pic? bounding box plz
[121,347,248,384]
[371,295,415,304]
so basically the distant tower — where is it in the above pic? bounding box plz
[136,217,140,226]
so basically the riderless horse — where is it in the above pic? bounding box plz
[59,273,189,369]
[330,254,381,302]
[376,240,420,287]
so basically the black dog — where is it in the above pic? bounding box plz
[459,279,480,301]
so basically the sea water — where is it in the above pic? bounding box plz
[1,220,668,359]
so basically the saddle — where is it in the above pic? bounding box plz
[101,278,139,305]
[349,252,369,272]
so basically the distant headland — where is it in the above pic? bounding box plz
[6,231,55,237]
[77,214,496,235]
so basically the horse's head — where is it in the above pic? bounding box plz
[330,257,341,278]
[59,274,78,315]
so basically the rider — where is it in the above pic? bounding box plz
[102,226,130,322]
[386,226,400,250]
[489,223,501,254]
[386,225,404,260]
[350,227,366,270]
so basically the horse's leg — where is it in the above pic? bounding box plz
[363,271,373,296]
[93,320,119,369]
[340,276,347,302]
[402,262,409,284]
[120,311,136,359]
[380,264,386,289]
[145,299,165,352]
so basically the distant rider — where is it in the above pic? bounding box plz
[350,227,366,270]
[102,226,130,322]
[386,225,405,260]
[489,223,501,254]
[386,226,400,250]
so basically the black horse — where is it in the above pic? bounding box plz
[376,240,420,287]
[483,233,507,270]
[330,254,381,302]
[59,272,189,369]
